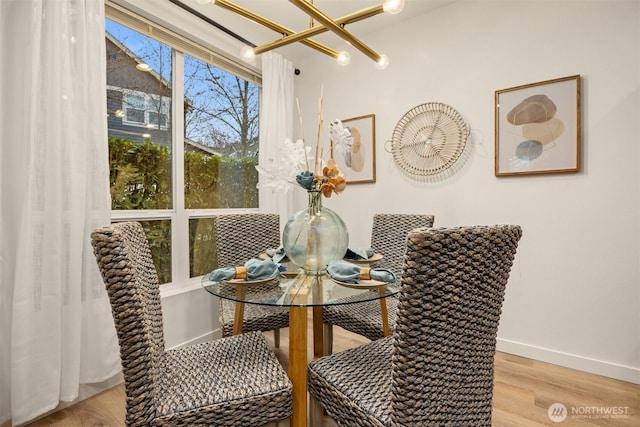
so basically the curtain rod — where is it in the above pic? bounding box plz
[167,0,256,47]
[167,0,301,75]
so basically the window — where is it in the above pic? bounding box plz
[106,10,261,286]
[123,91,145,124]
[122,90,170,129]
[149,95,170,128]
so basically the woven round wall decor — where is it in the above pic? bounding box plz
[387,102,470,178]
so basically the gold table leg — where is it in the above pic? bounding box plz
[312,306,324,359]
[312,277,324,360]
[289,286,309,427]
[378,288,390,337]
[232,286,247,335]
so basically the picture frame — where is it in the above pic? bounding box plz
[494,75,581,176]
[333,114,376,184]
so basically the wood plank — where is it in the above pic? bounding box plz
[288,305,308,427]
[288,286,310,427]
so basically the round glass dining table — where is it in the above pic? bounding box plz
[202,269,399,427]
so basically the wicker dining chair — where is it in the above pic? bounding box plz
[322,213,435,353]
[213,213,290,346]
[91,222,292,426]
[308,225,523,427]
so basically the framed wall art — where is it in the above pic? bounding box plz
[495,75,581,176]
[333,114,376,184]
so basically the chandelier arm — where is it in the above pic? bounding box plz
[214,0,339,58]
[289,0,382,63]
[253,4,385,56]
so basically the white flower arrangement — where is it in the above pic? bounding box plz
[255,138,311,194]
[256,91,352,198]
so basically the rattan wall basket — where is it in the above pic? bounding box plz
[386,102,470,179]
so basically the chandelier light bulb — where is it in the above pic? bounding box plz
[383,0,405,15]
[375,54,389,69]
[240,46,256,62]
[336,51,350,66]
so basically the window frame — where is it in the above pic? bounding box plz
[106,3,263,293]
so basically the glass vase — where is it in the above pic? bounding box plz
[282,190,349,275]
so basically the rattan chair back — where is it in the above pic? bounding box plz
[213,213,280,266]
[91,222,164,424]
[212,213,289,339]
[308,224,522,426]
[370,213,435,276]
[392,224,522,425]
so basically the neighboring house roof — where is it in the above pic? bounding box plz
[107,31,195,109]
[106,31,171,91]
[185,138,222,156]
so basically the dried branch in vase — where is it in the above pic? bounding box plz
[256,88,353,198]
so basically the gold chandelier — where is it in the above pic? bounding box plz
[194,0,405,69]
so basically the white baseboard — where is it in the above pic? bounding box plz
[167,328,222,350]
[497,338,640,385]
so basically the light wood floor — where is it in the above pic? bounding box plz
[26,322,639,427]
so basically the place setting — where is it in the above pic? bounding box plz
[342,246,384,264]
[326,260,396,290]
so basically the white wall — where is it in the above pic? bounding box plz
[291,0,640,383]
[114,0,639,384]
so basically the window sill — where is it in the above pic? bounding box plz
[160,277,204,299]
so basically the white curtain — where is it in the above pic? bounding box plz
[0,0,120,425]
[258,52,296,221]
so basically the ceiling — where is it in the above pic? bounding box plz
[177,0,454,63]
